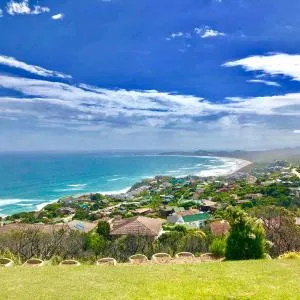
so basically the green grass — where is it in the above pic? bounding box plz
[1,259,300,299]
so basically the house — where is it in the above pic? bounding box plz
[210,220,230,236]
[245,193,263,200]
[178,209,200,216]
[167,211,210,228]
[180,213,210,228]
[174,207,185,213]
[60,196,75,206]
[160,195,174,204]
[295,218,300,226]
[110,216,164,238]
[200,200,218,212]
[159,206,174,218]
[132,208,153,216]
[57,207,75,215]
[0,223,66,234]
[192,190,204,200]
[246,175,258,185]
[67,220,98,233]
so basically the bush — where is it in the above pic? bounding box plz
[279,252,300,259]
[96,221,110,239]
[209,238,226,257]
[182,230,207,254]
[225,207,266,260]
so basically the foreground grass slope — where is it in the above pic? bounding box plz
[1,260,299,300]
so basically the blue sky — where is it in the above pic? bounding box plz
[0,0,300,151]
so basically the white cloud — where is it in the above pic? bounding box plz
[166,32,191,40]
[1,73,300,132]
[247,79,280,87]
[294,130,300,134]
[31,5,50,15]
[194,26,226,38]
[223,53,300,81]
[0,54,71,79]
[51,13,64,20]
[6,0,49,15]
[0,8,3,17]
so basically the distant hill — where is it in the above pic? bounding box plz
[161,147,300,162]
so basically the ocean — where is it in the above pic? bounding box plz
[0,152,248,216]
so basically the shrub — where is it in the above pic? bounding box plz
[209,238,226,257]
[96,221,110,239]
[225,207,266,260]
[182,230,207,254]
[279,252,300,259]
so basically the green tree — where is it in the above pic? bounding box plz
[96,221,110,240]
[225,207,266,260]
[85,233,105,256]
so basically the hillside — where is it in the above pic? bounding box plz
[161,147,300,162]
[1,259,299,299]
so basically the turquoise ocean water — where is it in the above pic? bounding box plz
[0,152,243,216]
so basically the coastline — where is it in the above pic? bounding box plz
[33,156,253,212]
[0,155,252,217]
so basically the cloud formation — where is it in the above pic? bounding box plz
[247,79,280,87]
[6,0,49,16]
[51,13,64,20]
[1,72,300,134]
[0,53,300,150]
[0,54,71,79]
[194,26,226,38]
[166,32,191,40]
[224,53,300,81]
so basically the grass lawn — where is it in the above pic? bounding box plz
[0,259,299,299]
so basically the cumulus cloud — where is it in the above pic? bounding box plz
[51,13,64,20]
[6,0,49,15]
[294,130,300,134]
[247,79,280,87]
[0,54,71,79]
[0,8,3,17]
[223,53,300,81]
[194,26,226,38]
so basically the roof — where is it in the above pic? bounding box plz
[67,220,98,233]
[201,200,217,207]
[210,220,230,236]
[0,223,66,234]
[0,220,97,234]
[110,216,164,237]
[178,209,200,217]
[132,208,152,214]
[182,213,210,223]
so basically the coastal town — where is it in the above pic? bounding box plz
[1,160,299,257]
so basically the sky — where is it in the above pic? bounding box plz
[0,0,300,151]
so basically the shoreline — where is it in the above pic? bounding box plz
[0,156,252,217]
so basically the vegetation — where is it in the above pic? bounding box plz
[225,207,266,260]
[209,238,226,257]
[0,260,299,299]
